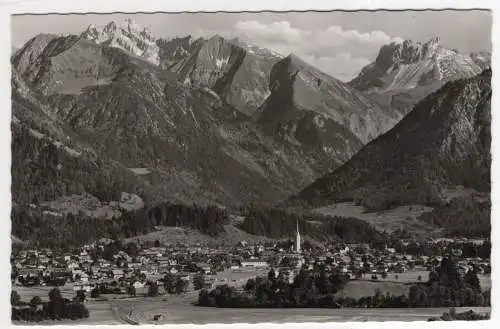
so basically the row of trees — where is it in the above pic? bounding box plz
[198,258,490,309]
[418,196,490,238]
[238,207,387,246]
[11,288,89,322]
[11,123,147,206]
[11,201,230,250]
[198,266,350,308]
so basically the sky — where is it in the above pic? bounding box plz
[11,10,492,81]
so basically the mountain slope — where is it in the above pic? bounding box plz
[257,54,401,167]
[350,37,486,92]
[171,34,282,117]
[290,69,491,211]
[156,35,205,69]
[11,33,337,208]
[349,37,490,116]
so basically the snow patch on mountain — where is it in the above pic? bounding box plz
[81,19,160,65]
[216,56,229,69]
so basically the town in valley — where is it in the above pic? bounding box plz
[10,8,492,324]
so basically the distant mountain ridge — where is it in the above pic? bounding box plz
[11,30,346,208]
[13,21,474,214]
[81,19,160,65]
[350,37,488,92]
[290,69,491,211]
[349,37,491,117]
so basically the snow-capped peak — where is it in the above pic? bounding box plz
[81,19,159,65]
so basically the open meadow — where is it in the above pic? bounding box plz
[313,202,443,237]
[12,269,491,324]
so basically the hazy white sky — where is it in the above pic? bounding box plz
[11,10,492,81]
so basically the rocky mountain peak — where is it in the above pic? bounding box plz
[81,19,159,65]
[378,37,442,69]
[350,36,487,93]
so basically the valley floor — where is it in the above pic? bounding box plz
[13,270,491,325]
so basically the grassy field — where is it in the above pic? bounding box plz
[12,271,491,324]
[361,270,430,283]
[338,281,410,299]
[14,284,76,302]
[313,202,443,237]
[113,295,491,324]
[207,268,270,287]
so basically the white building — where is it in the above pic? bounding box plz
[296,220,301,254]
[241,260,269,268]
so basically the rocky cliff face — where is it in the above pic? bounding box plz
[350,37,485,92]
[290,69,491,210]
[81,19,160,65]
[170,35,281,117]
[257,53,400,167]
[349,37,490,116]
[11,33,338,208]
[156,35,205,69]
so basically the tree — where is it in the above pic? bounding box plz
[48,288,62,302]
[268,269,276,282]
[175,279,187,294]
[90,288,100,298]
[127,285,136,296]
[163,273,176,294]
[76,290,86,303]
[47,288,64,320]
[464,271,481,292]
[193,274,205,290]
[147,282,159,297]
[30,296,42,308]
[11,290,21,306]
[244,278,256,292]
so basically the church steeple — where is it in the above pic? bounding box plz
[296,220,301,253]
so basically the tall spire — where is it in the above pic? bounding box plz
[296,219,301,253]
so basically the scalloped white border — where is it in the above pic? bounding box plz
[0,1,497,329]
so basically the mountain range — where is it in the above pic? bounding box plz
[11,19,491,241]
[291,69,491,211]
[349,37,490,116]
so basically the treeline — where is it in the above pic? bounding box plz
[11,288,89,322]
[389,238,491,260]
[429,308,490,321]
[407,257,490,308]
[198,266,350,308]
[11,202,229,249]
[11,123,149,204]
[418,196,490,237]
[238,207,387,246]
[198,258,490,309]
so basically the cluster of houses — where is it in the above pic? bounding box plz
[11,236,490,295]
